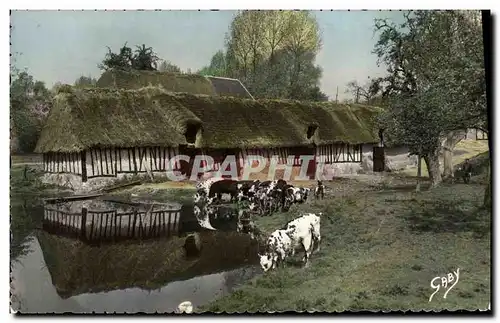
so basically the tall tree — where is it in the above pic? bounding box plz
[373,10,486,188]
[98,43,160,71]
[10,70,51,153]
[98,43,134,71]
[74,75,97,87]
[345,78,380,104]
[51,82,64,94]
[305,86,329,102]
[132,44,160,71]
[197,50,228,77]
[158,60,182,73]
[223,10,325,100]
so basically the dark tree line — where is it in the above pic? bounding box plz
[98,43,161,71]
[98,42,186,74]
[10,60,52,153]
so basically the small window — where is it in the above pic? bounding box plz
[307,125,317,139]
[378,128,385,146]
[185,123,200,144]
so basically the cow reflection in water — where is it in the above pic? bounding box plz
[193,204,216,230]
[236,209,257,240]
[193,204,257,240]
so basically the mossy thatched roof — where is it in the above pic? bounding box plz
[36,230,257,298]
[35,86,382,153]
[97,69,254,99]
[263,100,383,146]
[35,86,196,153]
[96,69,217,96]
[206,76,254,100]
[172,92,314,149]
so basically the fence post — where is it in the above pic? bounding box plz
[81,150,88,182]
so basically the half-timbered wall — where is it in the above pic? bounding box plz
[194,148,292,173]
[166,145,362,177]
[87,147,181,179]
[237,148,290,167]
[43,152,83,175]
[43,147,181,181]
[43,143,416,183]
[316,144,363,164]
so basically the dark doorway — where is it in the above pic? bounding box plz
[373,146,385,172]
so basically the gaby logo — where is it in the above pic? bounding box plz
[429,268,460,302]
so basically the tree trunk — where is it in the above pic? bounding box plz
[442,130,466,179]
[484,161,491,208]
[416,153,422,192]
[424,147,442,188]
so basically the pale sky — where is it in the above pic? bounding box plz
[10,10,405,101]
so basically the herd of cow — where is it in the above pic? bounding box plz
[192,177,326,272]
[194,178,325,215]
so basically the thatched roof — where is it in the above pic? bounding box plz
[263,100,383,146]
[96,69,217,96]
[206,76,254,100]
[172,92,314,149]
[35,86,199,153]
[35,86,382,153]
[36,230,258,298]
[97,70,254,99]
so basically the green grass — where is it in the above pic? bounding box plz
[10,164,67,196]
[109,181,196,204]
[200,177,490,313]
[11,153,43,165]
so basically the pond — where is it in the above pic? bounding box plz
[10,196,262,313]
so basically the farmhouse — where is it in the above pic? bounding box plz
[35,89,385,190]
[264,99,384,177]
[35,70,415,191]
[96,70,388,175]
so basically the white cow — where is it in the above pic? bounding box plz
[259,212,322,271]
[259,229,293,271]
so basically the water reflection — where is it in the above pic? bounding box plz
[43,199,185,244]
[10,197,44,261]
[11,197,262,313]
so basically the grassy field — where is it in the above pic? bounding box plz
[109,180,196,204]
[10,153,43,165]
[200,175,491,313]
